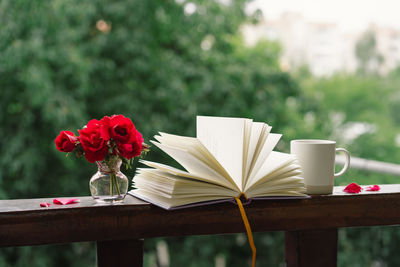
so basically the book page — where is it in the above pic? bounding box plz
[245,133,282,189]
[245,176,306,198]
[134,168,238,197]
[242,119,253,187]
[130,189,231,210]
[155,132,234,185]
[244,122,266,181]
[251,125,272,168]
[131,166,239,209]
[245,167,302,194]
[139,160,238,190]
[149,141,237,187]
[196,116,251,191]
[245,151,298,191]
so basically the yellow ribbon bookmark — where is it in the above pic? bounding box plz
[235,193,256,267]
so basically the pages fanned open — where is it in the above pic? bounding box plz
[129,116,307,209]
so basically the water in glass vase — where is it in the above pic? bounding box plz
[90,158,128,203]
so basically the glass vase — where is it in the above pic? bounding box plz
[89,157,128,203]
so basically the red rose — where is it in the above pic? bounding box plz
[55,131,78,152]
[117,132,144,159]
[100,115,137,144]
[78,119,109,163]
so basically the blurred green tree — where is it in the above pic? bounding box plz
[0,0,304,266]
[355,30,384,75]
[296,70,400,267]
[3,0,400,265]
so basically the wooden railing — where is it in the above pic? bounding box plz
[1,184,400,267]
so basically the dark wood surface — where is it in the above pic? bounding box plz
[285,229,338,267]
[1,184,400,247]
[97,239,143,267]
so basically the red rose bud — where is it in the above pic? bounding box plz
[55,131,78,152]
[343,182,362,194]
[100,115,137,144]
[365,185,380,191]
[78,119,108,163]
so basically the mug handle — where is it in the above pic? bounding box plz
[334,148,350,177]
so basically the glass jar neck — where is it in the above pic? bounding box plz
[96,157,122,173]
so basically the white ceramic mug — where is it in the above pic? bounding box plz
[290,139,350,194]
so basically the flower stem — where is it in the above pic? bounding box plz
[110,173,114,196]
[109,172,121,196]
[113,172,121,196]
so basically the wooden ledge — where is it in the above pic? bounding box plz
[1,184,400,247]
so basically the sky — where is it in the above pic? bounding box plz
[247,0,400,32]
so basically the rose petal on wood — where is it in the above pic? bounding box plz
[343,182,362,194]
[53,198,80,205]
[365,185,381,191]
[40,202,51,207]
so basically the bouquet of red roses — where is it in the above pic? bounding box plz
[55,114,147,163]
[55,115,148,202]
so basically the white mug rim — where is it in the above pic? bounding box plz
[291,139,336,145]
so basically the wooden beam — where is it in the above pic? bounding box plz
[97,239,143,267]
[0,185,399,247]
[285,229,338,267]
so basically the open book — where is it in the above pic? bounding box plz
[129,116,306,209]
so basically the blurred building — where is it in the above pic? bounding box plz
[242,12,400,76]
[373,25,400,74]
